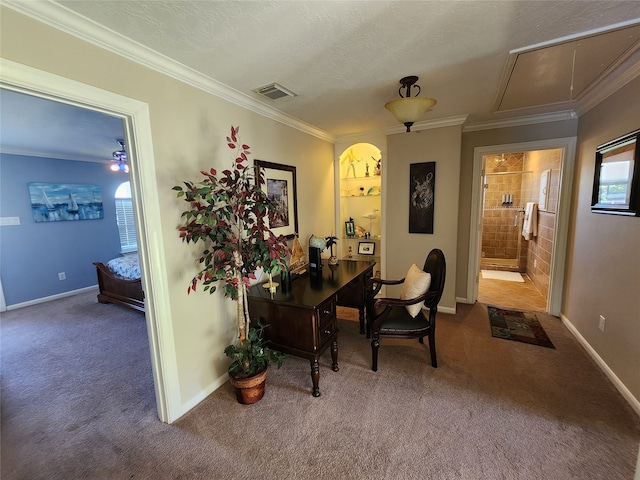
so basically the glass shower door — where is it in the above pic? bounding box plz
[481,169,529,270]
[481,205,523,268]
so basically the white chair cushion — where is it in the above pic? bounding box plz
[400,263,432,318]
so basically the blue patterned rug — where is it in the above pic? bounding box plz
[487,306,555,348]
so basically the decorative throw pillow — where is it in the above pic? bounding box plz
[400,263,431,318]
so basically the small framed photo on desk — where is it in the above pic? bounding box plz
[345,219,355,237]
[358,241,375,255]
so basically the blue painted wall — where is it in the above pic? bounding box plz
[0,154,129,306]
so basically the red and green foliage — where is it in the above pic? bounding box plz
[173,126,291,343]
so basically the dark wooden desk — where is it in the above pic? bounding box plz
[247,260,375,396]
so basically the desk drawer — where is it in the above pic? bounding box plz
[318,297,335,327]
[318,297,336,346]
[319,317,337,346]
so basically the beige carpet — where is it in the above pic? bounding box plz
[1,292,639,479]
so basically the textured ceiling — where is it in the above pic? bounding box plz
[1,1,640,161]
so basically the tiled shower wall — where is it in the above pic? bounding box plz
[481,153,528,269]
[523,149,562,299]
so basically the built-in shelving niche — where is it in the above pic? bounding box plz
[337,143,383,278]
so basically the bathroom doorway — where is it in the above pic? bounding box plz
[468,138,577,316]
[479,149,561,311]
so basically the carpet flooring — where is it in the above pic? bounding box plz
[1,291,639,479]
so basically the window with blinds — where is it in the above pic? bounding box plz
[115,182,137,253]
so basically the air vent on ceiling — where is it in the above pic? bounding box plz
[253,83,297,101]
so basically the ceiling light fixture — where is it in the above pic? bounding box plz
[110,139,129,173]
[385,76,437,132]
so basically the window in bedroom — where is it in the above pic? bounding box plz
[115,181,137,253]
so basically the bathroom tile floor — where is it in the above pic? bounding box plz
[478,273,547,312]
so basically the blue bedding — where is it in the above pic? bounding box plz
[106,254,141,280]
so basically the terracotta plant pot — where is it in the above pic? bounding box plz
[228,368,268,405]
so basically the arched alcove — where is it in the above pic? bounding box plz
[337,142,383,278]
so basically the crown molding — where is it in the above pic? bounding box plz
[334,129,387,146]
[2,1,334,144]
[463,111,577,133]
[573,52,640,117]
[383,115,469,135]
[0,146,108,163]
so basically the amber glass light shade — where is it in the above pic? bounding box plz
[385,96,437,132]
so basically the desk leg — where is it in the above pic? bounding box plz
[331,339,339,372]
[310,359,320,397]
[358,306,365,334]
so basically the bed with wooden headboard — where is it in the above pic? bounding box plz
[93,254,144,312]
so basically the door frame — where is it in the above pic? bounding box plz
[468,137,576,316]
[0,58,181,423]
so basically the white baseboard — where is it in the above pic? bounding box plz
[6,285,99,311]
[456,296,473,304]
[179,373,230,419]
[561,314,640,418]
[439,305,456,315]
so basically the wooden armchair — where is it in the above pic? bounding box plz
[365,248,446,371]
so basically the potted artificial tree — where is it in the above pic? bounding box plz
[173,125,290,404]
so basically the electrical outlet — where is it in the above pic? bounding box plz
[58,272,66,281]
[598,315,605,332]
[534,259,537,268]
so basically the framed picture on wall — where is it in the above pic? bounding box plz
[255,160,299,238]
[28,182,104,222]
[409,162,435,233]
[591,129,640,216]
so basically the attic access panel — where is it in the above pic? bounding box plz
[495,24,640,112]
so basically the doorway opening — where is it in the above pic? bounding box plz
[1,59,178,423]
[468,138,576,316]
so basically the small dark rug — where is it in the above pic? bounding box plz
[487,306,555,348]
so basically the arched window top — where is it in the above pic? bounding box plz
[115,181,131,199]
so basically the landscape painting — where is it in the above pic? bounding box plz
[28,182,104,222]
